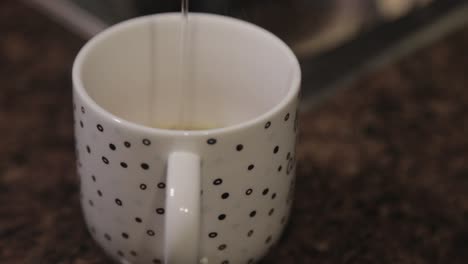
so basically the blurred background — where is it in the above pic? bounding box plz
[3,1,468,263]
[26,0,468,108]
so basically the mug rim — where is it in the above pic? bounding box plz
[72,12,301,137]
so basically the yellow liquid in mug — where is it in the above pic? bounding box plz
[154,124,219,131]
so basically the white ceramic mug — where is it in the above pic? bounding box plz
[72,13,301,264]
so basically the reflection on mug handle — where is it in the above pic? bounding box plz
[164,152,201,264]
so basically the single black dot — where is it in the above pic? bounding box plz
[153,259,162,264]
[268,208,275,216]
[278,166,282,172]
[262,188,269,195]
[102,156,109,164]
[266,235,272,243]
[120,162,128,168]
[265,121,271,129]
[130,250,137,256]
[245,189,253,195]
[248,164,255,171]
[109,143,116,150]
[88,200,94,206]
[249,211,256,217]
[115,199,122,206]
[207,138,217,145]
[141,163,149,170]
[142,139,151,146]
[272,193,277,199]
[140,184,147,190]
[97,124,103,132]
[286,152,291,160]
[124,141,131,148]
[122,232,129,239]
[79,120,84,128]
[247,230,254,237]
[156,208,165,214]
[81,106,85,114]
[104,233,111,241]
[135,217,142,223]
[213,178,223,185]
[221,193,230,199]
[248,259,254,264]
[117,250,124,257]
[284,113,290,121]
[147,230,155,236]
[208,232,218,238]
[236,144,243,151]
[91,175,96,182]
[86,145,91,153]
[157,182,166,189]
[218,244,227,250]
[218,214,226,220]
[273,146,279,154]
[222,261,229,264]
[97,190,102,196]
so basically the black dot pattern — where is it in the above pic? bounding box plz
[213,178,223,185]
[273,146,279,154]
[75,100,297,264]
[218,244,227,250]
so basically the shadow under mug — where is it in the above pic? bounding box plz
[73,13,301,264]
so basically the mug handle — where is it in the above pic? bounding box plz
[164,152,201,264]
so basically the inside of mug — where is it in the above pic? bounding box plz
[78,14,300,130]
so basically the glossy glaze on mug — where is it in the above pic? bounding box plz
[73,13,300,264]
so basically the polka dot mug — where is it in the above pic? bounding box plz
[72,13,301,264]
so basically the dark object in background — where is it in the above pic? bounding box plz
[133,0,335,45]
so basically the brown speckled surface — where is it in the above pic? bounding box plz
[1,1,468,263]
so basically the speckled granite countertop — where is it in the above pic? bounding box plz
[1,1,468,263]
